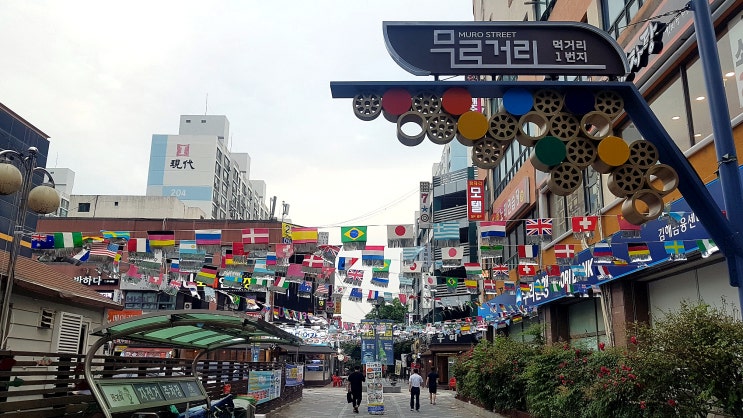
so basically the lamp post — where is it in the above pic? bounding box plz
[0,147,60,350]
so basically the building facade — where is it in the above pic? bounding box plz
[68,195,207,219]
[471,0,743,349]
[0,102,52,253]
[146,115,270,221]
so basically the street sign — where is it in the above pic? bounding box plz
[383,21,628,77]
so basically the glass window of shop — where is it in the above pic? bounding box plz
[493,142,529,197]
[619,27,743,149]
[603,0,645,39]
[548,168,599,237]
[509,316,540,343]
[567,298,606,349]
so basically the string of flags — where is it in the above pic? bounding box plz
[29,214,720,317]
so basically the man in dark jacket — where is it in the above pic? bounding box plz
[347,365,366,413]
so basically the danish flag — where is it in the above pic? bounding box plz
[242,228,270,244]
[554,244,576,259]
[526,218,552,236]
[302,254,324,269]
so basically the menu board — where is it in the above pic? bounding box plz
[365,362,384,415]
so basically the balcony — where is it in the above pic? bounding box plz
[432,206,468,223]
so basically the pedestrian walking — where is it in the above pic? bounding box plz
[408,368,424,412]
[347,365,365,414]
[426,367,439,405]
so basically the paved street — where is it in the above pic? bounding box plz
[264,385,503,418]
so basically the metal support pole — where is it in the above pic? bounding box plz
[0,148,38,350]
[690,0,743,309]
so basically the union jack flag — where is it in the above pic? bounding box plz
[526,218,552,236]
[492,264,509,275]
[347,269,364,281]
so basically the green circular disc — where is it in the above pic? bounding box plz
[534,135,566,167]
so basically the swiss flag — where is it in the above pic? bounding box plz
[517,264,536,277]
[571,216,598,232]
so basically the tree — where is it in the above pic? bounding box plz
[364,298,407,323]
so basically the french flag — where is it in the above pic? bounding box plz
[518,244,540,259]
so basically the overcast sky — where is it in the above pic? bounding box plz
[0,1,474,236]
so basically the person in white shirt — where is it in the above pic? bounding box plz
[408,368,424,412]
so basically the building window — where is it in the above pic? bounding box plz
[215,162,221,175]
[78,202,91,212]
[201,119,206,123]
[216,148,222,163]
[186,119,191,123]
[114,201,118,207]
[548,169,601,237]
[603,0,644,39]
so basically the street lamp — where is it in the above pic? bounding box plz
[0,147,60,350]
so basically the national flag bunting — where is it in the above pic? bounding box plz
[571,216,598,232]
[664,240,686,261]
[291,227,318,244]
[517,244,540,262]
[696,239,718,258]
[341,226,367,242]
[627,242,652,262]
[242,228,270,245]
[195,229,221,245]
[196,265,218,286]
[479,221,506,238]
[148,231,175,247]
[554,244,575,264]
[90,242,118,258]
[545,264,561,278]
[101,231,131,240]
[492,264,509,276]
[441,246,463,260]
[464,263,482,276]
[526,218,552,236]
[127,238,150,254]
[519,282,531,292]
[595,265,612,279]
[387,224,414,239]
[592,241,614,263]
[179,240,198,254]
[53,232,83,249]
[433,221,460,240]
[32,234,54,250]
[617,214,641,238]
[517,264,537,278]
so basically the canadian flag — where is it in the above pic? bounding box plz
[441,246,463,260]
[571,216,598,233]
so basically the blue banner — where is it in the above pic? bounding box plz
[521,168,732,307]
[285,364,304,387]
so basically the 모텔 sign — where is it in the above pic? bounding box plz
[383,21,629,77]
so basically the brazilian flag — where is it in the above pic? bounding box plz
[446,277,458,293]
[341,226,367,243]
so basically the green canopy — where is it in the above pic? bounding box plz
[91,310,302,350]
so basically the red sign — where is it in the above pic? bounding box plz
[107,309,142,323]
[467,180,485,221]
[493,178,529,221]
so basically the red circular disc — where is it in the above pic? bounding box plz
[395,225,406,236]
[382,89,412,116]
[448,248,458,257]
[442,87,473,115]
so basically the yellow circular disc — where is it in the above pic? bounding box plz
[457,111,489,140]
[597,135,630,167]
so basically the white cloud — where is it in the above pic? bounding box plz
[0,0,472,228]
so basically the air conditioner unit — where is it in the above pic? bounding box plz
[183,302,192,310]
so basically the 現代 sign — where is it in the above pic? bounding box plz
[384,21,628,77]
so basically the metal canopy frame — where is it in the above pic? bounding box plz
[329,79,743,292]
[84,310,302,417]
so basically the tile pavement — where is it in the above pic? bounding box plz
[263,385,507,418]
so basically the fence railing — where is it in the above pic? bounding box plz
[0,350,301,417]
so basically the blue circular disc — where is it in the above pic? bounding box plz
[564,90,596,115]
[503,88,534,116]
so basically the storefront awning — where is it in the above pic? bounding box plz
[91,310,302,350]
